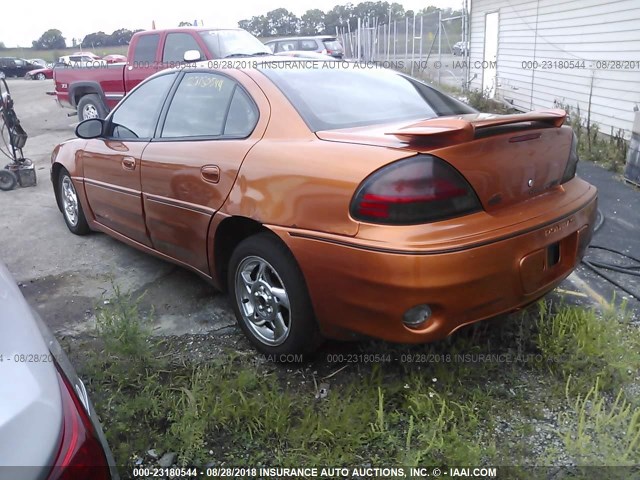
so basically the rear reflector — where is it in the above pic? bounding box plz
[351,154,481,225]
[47,365,111,480]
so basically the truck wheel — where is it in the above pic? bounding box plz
[77,94,108,122]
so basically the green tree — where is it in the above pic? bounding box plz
[32,29,66,49]
[300,9,325,35]
[0,41,5,49]
[389,2,405,20]
[266,8,299,36]
[239,15,270,37]
[110,28,134,45]
[82,31,109,48]
[324,3,356,34]
[178,21,193,27]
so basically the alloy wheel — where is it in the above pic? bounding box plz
[234,256,291,346]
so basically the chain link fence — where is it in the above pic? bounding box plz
[336,11,469,91]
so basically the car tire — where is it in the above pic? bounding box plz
[228,232,323,357]
[58,170,90,235]
[36,73,46,80]
[0,170,18,191]
[77,94,108,122]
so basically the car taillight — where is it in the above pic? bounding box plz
[350,154,481,224]
[561,132,579,184]
[47,366,111,480]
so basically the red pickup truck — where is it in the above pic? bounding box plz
[54,27,271,121]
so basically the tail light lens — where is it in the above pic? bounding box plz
[350,154,481,224]
[47,365,111,480]
[561,132,579,184]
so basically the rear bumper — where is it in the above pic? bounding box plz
[275,181,597,343]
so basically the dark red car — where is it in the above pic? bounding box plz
[25,67,54,80]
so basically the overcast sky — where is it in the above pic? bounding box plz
[4,0,462,48]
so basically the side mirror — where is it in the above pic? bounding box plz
[183,50,202,62]
[76,118,105,139]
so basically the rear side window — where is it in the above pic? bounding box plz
[299,39,318,51]
[163,33,203,63]
[133,34,160,63]
[109,73,176,139]
[225,88,258,136]
[323,40,343,51]
[161,72,256,138]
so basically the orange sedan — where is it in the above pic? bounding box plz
[51,60,597,355]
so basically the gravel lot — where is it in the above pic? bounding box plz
[0,78,238,338]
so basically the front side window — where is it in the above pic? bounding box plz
[163,33,203,63]
[109,73,176,139]
[133,34,160,63]
[161,72,257,138]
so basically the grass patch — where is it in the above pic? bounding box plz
[71,288,639,477]
[534,301,640,394]
[560,376,640,466]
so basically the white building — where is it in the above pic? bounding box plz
[468,0,640,137]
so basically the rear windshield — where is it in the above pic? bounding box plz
[261,66,474,131]
[322,40,343,51]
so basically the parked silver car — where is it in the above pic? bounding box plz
[264,36,344,58]
[0,262,117,480]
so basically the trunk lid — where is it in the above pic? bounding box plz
[316,110,573,212]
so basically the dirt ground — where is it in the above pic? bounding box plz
[0,78,239,339]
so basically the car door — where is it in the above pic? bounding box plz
[81,72,178,246]
[141,71,263,274]
[126,33,163,90]
[2,58,17,76]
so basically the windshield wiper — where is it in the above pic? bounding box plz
[224,52,271,58]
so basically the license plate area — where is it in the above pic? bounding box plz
[547,241,561,267]
[520,233,579,294]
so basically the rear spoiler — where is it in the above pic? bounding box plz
[386,109,567,145]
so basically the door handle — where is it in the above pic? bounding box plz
[122,156,136,171]
[201,165,220,184]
